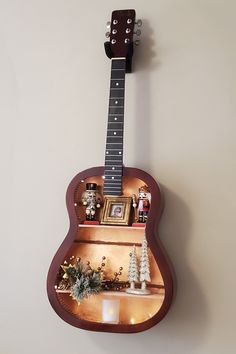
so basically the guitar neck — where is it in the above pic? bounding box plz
[103,58,126,196]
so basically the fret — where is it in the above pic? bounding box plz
[103,171,120,177]
[106,135,123,138]
[104,178,122,182]
[108,119,123,122]
[105,163,123,167]
[104,180,122,184]
[108,124,123,129]
[109,108,124,114]
[105,154,123,157]
[109,107,124,110]
[110,92,124,98]
[105,159,122,166]
[105,149,123,151]
[105,159,123,162]
[104,188,122,191]
[109,97,124,101]
[111,60,126,70]
[110,79,125,87]
[109,98,124,105]
[105,164,123,173]
[104,181,122,184]
[105,161,123,164]
[107,132,123,137]
[105,165,123,173]
[105,161,123,166]
[111,72,125,80]
[106,140,123,145]
[103,192,122,195]
[106,145,122,150]
[108,113,123,116]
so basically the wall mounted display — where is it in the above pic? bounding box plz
[47,9,174,333]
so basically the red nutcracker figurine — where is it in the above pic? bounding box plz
[132,185,151,223]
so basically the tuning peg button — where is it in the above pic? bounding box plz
[105,31,110,38]
[106,21,111,29]
[134,39,140,46]
[136,19,142,27]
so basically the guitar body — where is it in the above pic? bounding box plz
[47,10,174,333]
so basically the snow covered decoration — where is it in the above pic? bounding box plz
[126,236,152,295]
[126,245,140,294]
[139,235,151,294]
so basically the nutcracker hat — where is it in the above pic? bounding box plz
[139,185,150,193]
[86,183,97,191]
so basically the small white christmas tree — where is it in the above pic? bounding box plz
[139,235,151,294]
[126,245,139,294]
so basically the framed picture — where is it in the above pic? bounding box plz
[101,197,132,226]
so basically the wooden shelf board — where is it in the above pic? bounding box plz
[56,289,163,299]
[78,224,145,231]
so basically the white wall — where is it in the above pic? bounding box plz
[1,1,235,353]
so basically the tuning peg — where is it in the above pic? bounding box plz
[134,39,140,46]
[106,21,111,29]
[105,31,110,38]
[135,19,142,27]
[134,29,141,36]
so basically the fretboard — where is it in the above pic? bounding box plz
[103,58,126,196]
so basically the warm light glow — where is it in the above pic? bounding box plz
[102,175,105,179]
[130,318,135,324]
[81,179,84,182]
[149,313,153,318]
[102,299,120,323]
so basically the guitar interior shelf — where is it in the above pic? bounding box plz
[54,174,165,326]
[56,222,165,325]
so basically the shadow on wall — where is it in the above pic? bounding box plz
[88,185,209,354]
[133,19,159,170]
[88,19,209,354]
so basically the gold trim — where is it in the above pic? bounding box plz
[101,196,131,226]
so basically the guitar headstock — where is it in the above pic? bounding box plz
[104,9,142,72]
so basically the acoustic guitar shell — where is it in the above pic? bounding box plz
[47,166,173,333]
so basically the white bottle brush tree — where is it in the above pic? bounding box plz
[127,245,139,291]
[139,235,151,293]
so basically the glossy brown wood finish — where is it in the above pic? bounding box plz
[47,166,173,333]
[109,9,136,58]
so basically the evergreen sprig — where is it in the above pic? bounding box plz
[69,263,102,303]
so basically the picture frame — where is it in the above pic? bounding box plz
[101,197,132,226]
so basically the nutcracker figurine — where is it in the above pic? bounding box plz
[81,183,102,222]
[132,185,151,223]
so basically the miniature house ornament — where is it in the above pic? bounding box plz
[81,183,102,221]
